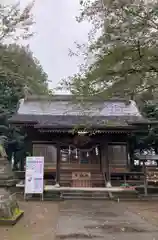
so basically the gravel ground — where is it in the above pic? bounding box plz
[1,200,158,240]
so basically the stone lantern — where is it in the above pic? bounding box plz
[0,147,24,225]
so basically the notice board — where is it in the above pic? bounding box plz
[24,156,44,194]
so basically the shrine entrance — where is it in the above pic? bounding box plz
[60,145,100,165]
[60,144,101,187]
[59,134,102,187]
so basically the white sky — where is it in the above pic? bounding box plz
[3,0,91,90]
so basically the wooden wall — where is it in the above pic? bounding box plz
[27,127,130,172]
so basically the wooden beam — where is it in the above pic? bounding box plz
[108,142,127,145]
[32,141,53,144]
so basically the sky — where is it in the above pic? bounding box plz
[4,0,91,90]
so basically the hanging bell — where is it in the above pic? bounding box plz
[87,152,89,157]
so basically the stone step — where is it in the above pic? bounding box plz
[60,177,104,181]
[60,178,104,181]
[112,190,139,200]
[63,196,108,200]
[61,190,109,200]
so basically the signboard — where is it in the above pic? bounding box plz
[134,160,157,166]
[146,167,158,183]
[24,156,44,195]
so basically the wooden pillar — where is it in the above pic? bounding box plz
[143,161,148,196]
[100,143,105,171]
[100,142,109,178]
[106,142,111,183]
[56,144,61,184]
[100,141,111,186]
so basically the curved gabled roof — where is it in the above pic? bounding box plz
[10,95,145,128]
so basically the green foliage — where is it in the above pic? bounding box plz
[0,1,50,168]
[0,1,35,43]
[0,44,49,115]
[0,43,50,168]
[0,110,26,168]
[128,102,158,155]
[142,102,158,119]
[0,1,49,115]
[62,0,158,102]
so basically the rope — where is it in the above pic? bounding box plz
[60,144,100,152]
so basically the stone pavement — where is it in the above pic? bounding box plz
[0,201,59,240]
[1,200,158,240]
[56,200,158,240]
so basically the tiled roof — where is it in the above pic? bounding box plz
[9,95,145,128]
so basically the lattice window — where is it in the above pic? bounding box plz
[108,144,127,167]
[33,144,57,164]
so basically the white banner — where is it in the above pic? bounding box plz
[24,156,44,194]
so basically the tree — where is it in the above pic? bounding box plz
[0,1,51,168]
[0,1,35,43]
[0,43,51,169]
[0,1,42,114]
[62,0,158,102]
[126,101,158,171]
[60,0,158,168]
[0,43,49,114]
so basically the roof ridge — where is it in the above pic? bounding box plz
[23,95,131,103]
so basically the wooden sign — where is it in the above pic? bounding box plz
[111,167,127,173]
[72,172,92,187]
[72,172,91,180]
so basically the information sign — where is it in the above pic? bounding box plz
[24,156,44,195]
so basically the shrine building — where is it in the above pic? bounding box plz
[10,95,147,187]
